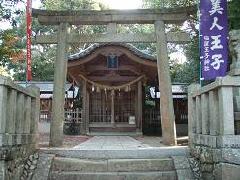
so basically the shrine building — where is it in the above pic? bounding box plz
[67,43,187,135]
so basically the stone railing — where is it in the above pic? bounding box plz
[188,76,240,179]
[0,76,40,180]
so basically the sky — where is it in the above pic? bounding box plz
[100,0,142,9]
[31,0,143,9]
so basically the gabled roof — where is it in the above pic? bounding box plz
[68,43,156,61]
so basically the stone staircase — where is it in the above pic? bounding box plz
[49,157,177,180]
[33,137,195,180]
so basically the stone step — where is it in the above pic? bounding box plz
[49,171,177,180]
[52,157,175,172]
[41,146,189,159]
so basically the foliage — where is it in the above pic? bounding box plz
[0,65,11,77]
[0,0,25,73]
[0,29,24,64]
[228,0,240,30]
[0,0,23,26]
[170,38,200,84]
[143,0,198,8]
[1,0,240,83]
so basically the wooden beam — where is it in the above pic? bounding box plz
[35,32,190,44]
[32,7,196,25]
[86,65,141,75]
[86,75,137,82]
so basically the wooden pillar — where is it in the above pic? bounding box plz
[155,21,177,146]
[111,90,115,125]
[137,81,143,133]
[82,80,87,134]
[86,90,90,134]
[50,23,69,147]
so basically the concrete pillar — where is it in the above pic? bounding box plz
[24,96,31,134]
[6,89,17,134]
[16,93,25,134]
[107,23,117,34]
[188,84,199,139]
[201,93,209,135]
[209,90,219,135]
[50,23,69,147]
[28,85,40,146]
[0,85,7,134]
[137,81,143,133]
[196,96,202,134]
[155,20,176,145]
[218,87,235,135]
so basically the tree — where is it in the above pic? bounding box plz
[143,0,198,8]
[228,0,240,30]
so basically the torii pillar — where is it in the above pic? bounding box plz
[50,23,69,147]
[155,21,177,146]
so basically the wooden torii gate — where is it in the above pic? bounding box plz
[32,7,195,147]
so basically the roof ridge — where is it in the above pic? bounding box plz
[68,43,156,61]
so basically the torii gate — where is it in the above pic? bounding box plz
[32,7,195,147]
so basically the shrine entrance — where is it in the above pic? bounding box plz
[67,43,157,134]
[32,7,194,146]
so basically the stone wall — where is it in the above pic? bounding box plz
[188,76,240,180]
[229,29,240,135]
[0,76,40,180]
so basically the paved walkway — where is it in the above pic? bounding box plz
[73,136,152,150]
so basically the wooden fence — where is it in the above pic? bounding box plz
[40,108,82,123]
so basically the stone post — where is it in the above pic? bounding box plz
[195,95,202,134]
[188,84,200,145]
[218,86,235,135]
[155,20,176,145]
[28,85,40,147]
[50,23,69,147]
[16,93,25,135]
[6,90,17,135]
[209,90,219,135]
[0,84,7,135]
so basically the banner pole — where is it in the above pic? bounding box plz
[198,0,203,87]
[26,0,32,83]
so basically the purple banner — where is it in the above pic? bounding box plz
[200,0,229,80]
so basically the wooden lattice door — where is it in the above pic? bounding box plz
[114,91,135,123]
[89,91,111,123]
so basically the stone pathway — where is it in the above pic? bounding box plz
[73,136,152,150]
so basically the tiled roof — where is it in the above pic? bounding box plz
[68,43,156,61]
[16,81,72,92]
